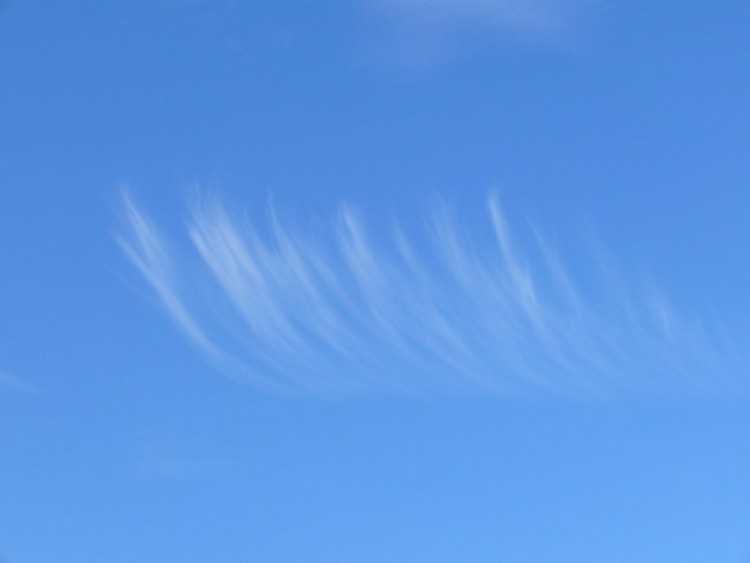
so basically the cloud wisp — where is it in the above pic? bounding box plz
[119,191,728,398]
[134,456,225,482]
[365,0,590,64]
[0,370,34,394]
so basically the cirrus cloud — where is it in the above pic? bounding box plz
[118,189,735,398]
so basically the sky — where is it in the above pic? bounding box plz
[2,1,750,561]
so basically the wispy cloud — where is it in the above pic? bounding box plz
[119,190,731,398]
[0,370,35,394]
[365,0,591,64]
[134,456,224,481]
[118,192,221,357]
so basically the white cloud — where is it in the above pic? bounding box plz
[366,0,590,63]
[0,370,34,393]
[119,190,728,398]
[380,0,576,31]
[134,456,224,481]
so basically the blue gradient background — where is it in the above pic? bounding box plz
[2,2,750,561]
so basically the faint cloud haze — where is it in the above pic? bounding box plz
[119,189,732,398]
[379,0,578,31]
[366,0,591,63]
[0,370,33,393]
[134,456,224,481]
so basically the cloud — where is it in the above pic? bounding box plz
[0,370,35,394]
[134,456,224,481]
[117,192,225,356]
[378,0,578,32]
[119,190,730,398]
[365,0,590,63]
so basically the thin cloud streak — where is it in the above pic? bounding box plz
[378,0,580,33]
[118,191,218,357]
[119,191,728,398]
[366,0,590,64]
[134,456,224,481]
[0,370,35,394]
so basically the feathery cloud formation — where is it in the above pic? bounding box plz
[119,190,726,398]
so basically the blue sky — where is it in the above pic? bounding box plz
[2,1,750,560]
